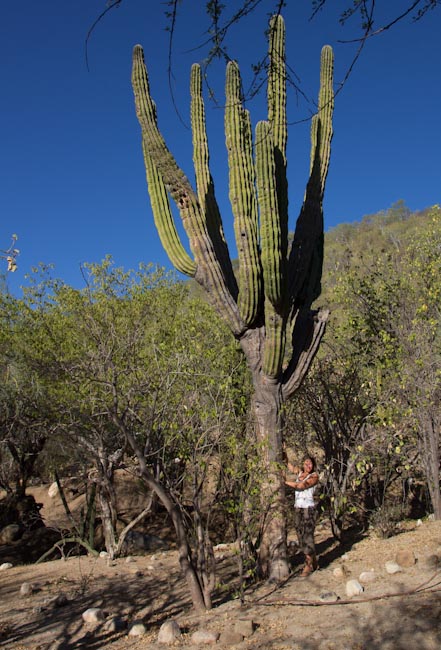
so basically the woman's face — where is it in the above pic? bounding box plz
[303,458,314,473]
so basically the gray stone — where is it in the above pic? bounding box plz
[53,593,69,607]
[0,523,21,544]
[82,607,105,624]
[20,582,35,597]
[384,560,402,574]
[0,562,13,570]
[345,579,364,598]
[128,622,147,636]
[219,630,244,644]
[359,570,376,583]
[235,618,255,637]
[104,616,126,633]
[191,629,219,644]
[158,619,182,644]
[121,530,168,554]
[395,549,416,567]
[319,591,339,602]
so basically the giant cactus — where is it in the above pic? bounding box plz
[132,15,334,581]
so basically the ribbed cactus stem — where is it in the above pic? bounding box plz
[268,15,287,161]
[255,120,283,308]
[143,142,196,277]
[268,14,288,263]
[190,64,237,296]
[225,61,261,325]
[315,45,334,191]
[288,42,334,307]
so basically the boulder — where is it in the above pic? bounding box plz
[82,608,105,624]
[385,561,402,574]
[345,579,364,598]
[191,629,219,644]
[128,622,147,636]
[395,549,416,567]
[0,524,22,544]
[158,619,182,644]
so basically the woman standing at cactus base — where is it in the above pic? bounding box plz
[285,455,319,576]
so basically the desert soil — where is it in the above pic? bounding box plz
[1,486,440,650]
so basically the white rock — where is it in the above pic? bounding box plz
[128,622,147,636]
[359,570,376,583]
[20,582,35,597]
[158,619,182,644]
[99,551,109,558]
[333,566,348,580]
[191,629,219,644]
[82,607,105,624]
[385,561,402,574]
[48,482,59,498]
[345,579,364,598]
[0,562,13,570]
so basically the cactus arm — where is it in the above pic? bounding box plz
[132,45,244,335]
[256,120,283,310]
[190,64,238,298]
[282,308,329,400]
[255,120,286,378]
[225,61,261,326]
[315,45,334,189]
[288,44,334,308]
[268,14,288,264]
[142,142,197,277]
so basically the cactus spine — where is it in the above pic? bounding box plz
[132,15,334,580]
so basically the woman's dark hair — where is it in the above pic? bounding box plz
[302,454,316,471]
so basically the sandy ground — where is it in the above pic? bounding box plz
[1,488,441,650]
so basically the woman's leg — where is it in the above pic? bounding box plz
[299,507,318,575]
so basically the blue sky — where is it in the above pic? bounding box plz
[1,1,440,295]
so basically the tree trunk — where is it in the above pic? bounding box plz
[421,412,441,519]
[121,426,209,611]
[97,481,119,559]
[252,377,289,582]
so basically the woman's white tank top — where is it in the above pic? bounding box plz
[294,473,317,508]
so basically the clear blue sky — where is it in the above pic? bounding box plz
[1,1,440,295]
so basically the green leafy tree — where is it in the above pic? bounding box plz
[333,205,441,518]
[26,259,250,610]
[0,288,58,497]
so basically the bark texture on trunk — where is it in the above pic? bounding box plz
[97,481,118,560]
[420,412,441,520]
[252,377,289,581]
[242,325,288,581]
